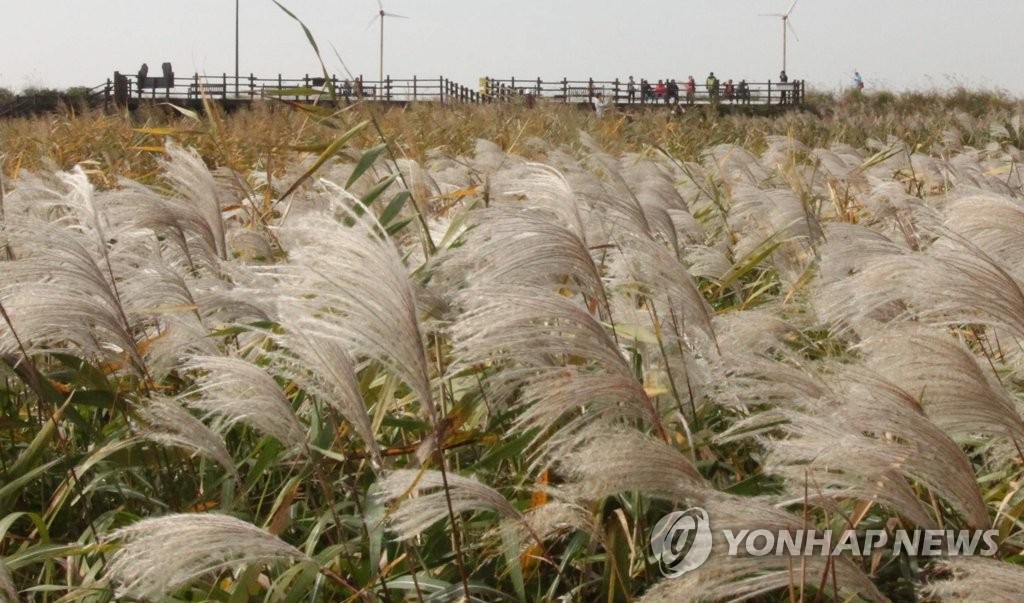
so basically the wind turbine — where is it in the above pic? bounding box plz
[760,0,800,74]
[369,0,409,84]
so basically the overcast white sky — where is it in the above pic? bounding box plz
[2,1,1021,94]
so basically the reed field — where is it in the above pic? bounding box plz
[3,86,1024,602]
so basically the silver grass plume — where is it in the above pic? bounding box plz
[104,513,310,598]
[449,285,660,455]
[942,195,1024,269]
[489,163,586,237]
[183,355,307,452]
[268,318,382,467]
[766,370,990,529]
[704,143,773,190]
[0,216,143,374]
[814,225,1024,340]
[727,184,820,287]
[620,155,704,247]
[374,469,521,541]
[921,557,1024,602]
[900,238,1024,339]
[860,325,1024,441]
[137,396,240,483]
[119,259,219,380]
[268,200,435,423]
[709,309,836,441]
[513,501,595,550]
[440,207,606,312]
[556,426,707,503]
[613,236,717,345]
[158,142,228,260]
[567,168,654,241]
[102,178,224,272]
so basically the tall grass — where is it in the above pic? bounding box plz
[3,37,1024,603]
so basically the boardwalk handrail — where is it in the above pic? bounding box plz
[101,72,484,106]
[93,71,805,109]
[480,76,805,106]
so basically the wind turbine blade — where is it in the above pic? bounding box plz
[786,0,800,16]
[365,13,381,31]
[787,19,799,42]
[384,11,410,19]
[377,0,384,11]
[759,13,784,17]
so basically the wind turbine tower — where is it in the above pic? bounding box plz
[761,0,800,74]
[371,0,409,83]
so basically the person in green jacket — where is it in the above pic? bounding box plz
[706,72,720,102]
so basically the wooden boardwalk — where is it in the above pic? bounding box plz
[105,71,806,109]
[1,72,807,118]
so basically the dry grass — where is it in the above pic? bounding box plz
[2,91,1024,601]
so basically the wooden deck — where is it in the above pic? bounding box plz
[1,72,807,118]
[106,72,806,109]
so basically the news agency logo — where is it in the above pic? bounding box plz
[650,507,999,578]
[649,507,713,577]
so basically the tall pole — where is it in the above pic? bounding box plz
[782,19,787,74]
[235,0,240,96]
[379,10,385,84]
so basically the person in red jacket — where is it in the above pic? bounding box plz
[655,79,667,100]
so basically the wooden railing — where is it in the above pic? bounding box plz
[94,72,805,109]
[101,72,483,105]
[480,77,806,106]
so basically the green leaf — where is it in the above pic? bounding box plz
[379,190,410,227]
[0,458,63,508]
[385,218,413,237]
[6,543,90,571]
[272,1,321,55]
[279,120,370,202]
[359,175,397,209]
[346,144,388,189]
[4,400,67,485]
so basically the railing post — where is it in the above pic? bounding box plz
[250,73,255,99]
[304,74,309,101]
[767,81,772,105]
[562,78,568,103]
[613,78,620,103]
[222,73,228,99]
[536,77,542,96]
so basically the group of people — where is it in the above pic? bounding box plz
[624,73,752,105]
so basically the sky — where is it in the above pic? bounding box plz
[3,1,1023,95]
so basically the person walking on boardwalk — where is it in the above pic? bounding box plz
[853,70,864,92]
[737,79,750,104]
[778,69,789,104]
[685,76,696,105]
[724,79,735,103]
[706,72,720,102]
[592,92,609,118]
[627,76,637,103]
[655,79,667,101]
[666,79,679,104]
